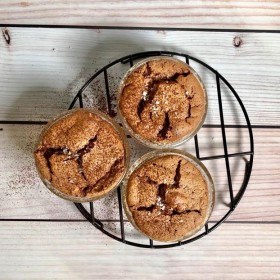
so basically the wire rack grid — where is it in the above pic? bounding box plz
[68,51,254,249]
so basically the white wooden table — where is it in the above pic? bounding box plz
[0,1,280,279]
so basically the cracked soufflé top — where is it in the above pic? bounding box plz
[119,57,206,145]
[125,154,209,242]
[34,109,126,200]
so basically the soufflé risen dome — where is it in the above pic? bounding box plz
[34,109,127,201]
[123,153,213,242]
[119,57,207,146]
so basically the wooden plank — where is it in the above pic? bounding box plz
[0,222,279,279]
[0,29,280,125]
[0,124,279,222]
[0,1,280,30]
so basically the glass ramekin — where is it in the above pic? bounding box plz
[121,149,215,242]
[34,108,130,203]
[117,56,208,149]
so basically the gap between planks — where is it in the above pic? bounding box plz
[1,121,280,130]
[0,219,279,224]
[1,24,280,33]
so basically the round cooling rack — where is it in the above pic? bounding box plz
[68,51,254,249]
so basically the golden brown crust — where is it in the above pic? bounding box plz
[119,58,206,144]
[34,109,126,199]
[126,155,209,242]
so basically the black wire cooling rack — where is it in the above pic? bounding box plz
[68,51,254,249]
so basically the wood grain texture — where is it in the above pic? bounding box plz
[0,28,279,125]
[0,222,279,279]
[0,125,279,222]
[0,0,280,29]
[0,22,279,278]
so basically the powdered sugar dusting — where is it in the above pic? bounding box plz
[142,90,148,101]
[156,196,166,211]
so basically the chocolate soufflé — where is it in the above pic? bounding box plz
[119,57,207,146]
[124,153,213,242]
[34,109,127,201]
